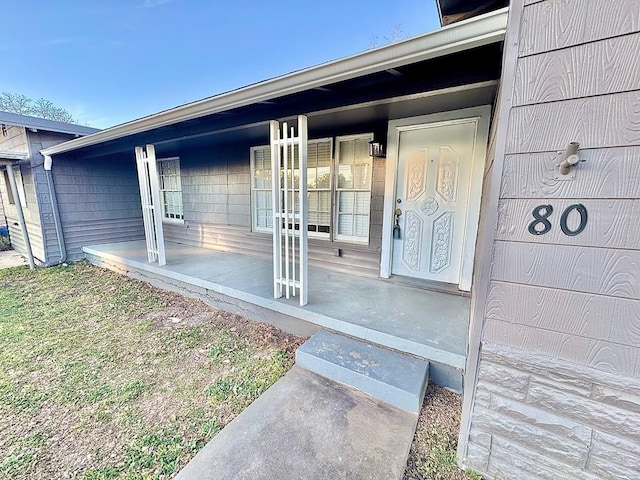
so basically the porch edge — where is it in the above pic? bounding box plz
[82,245,466,370]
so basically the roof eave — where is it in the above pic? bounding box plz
[41,7,508,157]
[0,150,29,162]
[0,111,100,136]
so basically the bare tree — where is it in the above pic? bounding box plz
[0,92,32,115]
[368,24,409,49]
[0,92,76,123]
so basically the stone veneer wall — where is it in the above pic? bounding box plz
[467,343,640,479]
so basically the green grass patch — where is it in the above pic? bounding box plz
[0,261,297,479]
[0,235,10,252]
[0,432,45,478]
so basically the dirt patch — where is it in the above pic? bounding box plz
[140,292,303,355]
[404,385,481,480]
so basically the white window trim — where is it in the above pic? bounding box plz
[306,137,333,240]
[250,145,272,234]
[157,156,184,224]
[333,133,374,245]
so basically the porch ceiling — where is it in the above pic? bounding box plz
[150,80,497,157]
[60,42,502,161]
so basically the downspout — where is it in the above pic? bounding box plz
[5,163,35,269]
[43,155,67,265]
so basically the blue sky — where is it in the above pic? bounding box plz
[2,1,440,129]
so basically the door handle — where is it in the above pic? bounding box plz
[393,208,402,239]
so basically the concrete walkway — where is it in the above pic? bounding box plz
[0,250,27,269]
[176,367,418,480]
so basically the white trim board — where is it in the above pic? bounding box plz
[456,0,525,468]
[380,106,491,292]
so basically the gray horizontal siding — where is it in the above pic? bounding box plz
[515,33,640,106]
[496,199,640,249]
[0,125,28,153]
[53,154,144,261]
[164,222,381,278]
[492,241,640,300]
[500,147,640,199]
[4,217,45,262]
[519,0,640,57]
[486,281,640,348]
[507,91,640,154]
[1,164,45,262]
[64,218,145,261]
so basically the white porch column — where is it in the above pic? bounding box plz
[5,163,35,269]
[134,145,166,266]
[270,116,308,306]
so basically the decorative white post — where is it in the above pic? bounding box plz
[270,116,308,306]
[134,144,166,266]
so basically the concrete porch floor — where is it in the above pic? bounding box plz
[83,240,469,388]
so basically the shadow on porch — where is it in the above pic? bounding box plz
[83,240,469,390]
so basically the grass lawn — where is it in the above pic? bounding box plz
[0,261,302,479]
[0,261,478,480]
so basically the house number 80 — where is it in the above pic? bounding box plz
[528,204,588,236]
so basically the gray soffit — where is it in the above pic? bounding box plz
[41,7,508,158]
[436,0,509,25]
[0,111,100,136]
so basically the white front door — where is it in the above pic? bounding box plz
[390,119,480,285]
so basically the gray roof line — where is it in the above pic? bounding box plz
[0,111,100,136]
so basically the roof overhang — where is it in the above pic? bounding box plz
[41,7,507,158]
[0,111,99,136]
[436,0,509,26]
[0,150,29,164]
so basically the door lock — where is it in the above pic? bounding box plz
[393,208,402,239]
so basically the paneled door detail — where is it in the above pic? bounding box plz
[391,120,478,284]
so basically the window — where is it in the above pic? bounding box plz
[15,167,27,208]
[251,146,272,231]
[334,134,373,242]
[157,157,184,221]
[2,170,15,205]
[251,138,333,237]
[1,167,27,207]
[251,133,373,244]
[306,140,332,235]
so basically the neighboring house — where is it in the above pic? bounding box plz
[0,112,99,265]
[38,0,640,479]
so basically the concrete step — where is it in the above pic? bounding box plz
[296,330,429,413]
[175,367,418,480]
